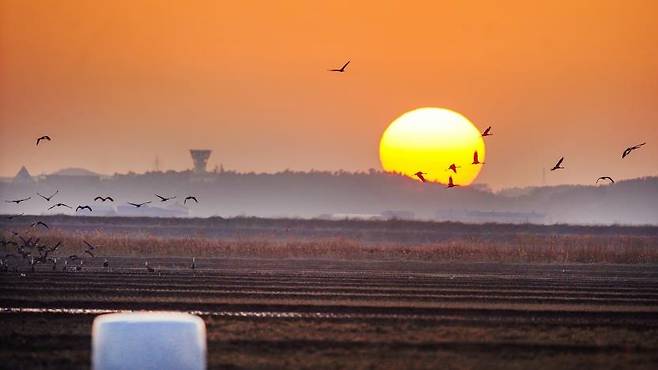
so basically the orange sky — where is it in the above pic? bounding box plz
[1,0,657,189]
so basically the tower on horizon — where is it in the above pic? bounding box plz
[190,150,212,174]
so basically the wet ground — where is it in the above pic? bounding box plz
[1,258,658,369]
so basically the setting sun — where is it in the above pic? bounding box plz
[379,108,486,186]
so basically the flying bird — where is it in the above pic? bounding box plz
[48,203,72,210]
[128,201,151,208]
[184,196,199,204]
[328,60,350,72]
[31,221,49,229]
[447,164,461,173]
[596,176,615,184]
[155,194,176,202]
[472,151,484,165]
[76,205,92,212]
[36,135,51,146]
[414,171,427,183]
[550,157,565,171]
[481,126,493,137]
[446,176,458,188]
[622,143,646,159]
[83,240,97,250]
[37,190,59,202]
[5,197,31,205]
[94,196,114,202]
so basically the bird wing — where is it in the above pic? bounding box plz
[107,197,114,202]
[37,193,48,200]
[39,222,49,229]
[94,196,102,201]
[341,61,350,70]
[84,250,95,257]
[76,206,82,211]
[128,202,138,207]
[483,127,491,135]
[48,204,56,210]
[556,157,564,166]
[83,240,95,249]
[155,194,165,200]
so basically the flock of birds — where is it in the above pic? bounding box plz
[413,125,646,187]
[0,60,649,273]
[1,135,205,273]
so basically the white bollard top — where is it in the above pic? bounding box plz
[92,312,206,370]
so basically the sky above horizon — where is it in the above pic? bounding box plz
[1,0,657,189]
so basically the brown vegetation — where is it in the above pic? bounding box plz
[4,227,658,264]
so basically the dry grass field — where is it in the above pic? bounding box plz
[1,216,658,369]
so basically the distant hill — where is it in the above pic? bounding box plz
[1,170,656,225]
[50,167,102,177]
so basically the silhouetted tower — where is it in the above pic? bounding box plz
[190,150,212,174]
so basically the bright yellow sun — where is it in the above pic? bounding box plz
[379,107,485,186]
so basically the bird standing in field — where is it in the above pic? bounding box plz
[76,205,92,212]
[472,151,484,165]
[622,143,646,159]
[145,261,155,273]
[191,257,196,270]
[128,201,151,208]
[446,176,458,188]
[550,157,565,171]
[328,60,350,72]
[597,176,615,184]
[414,172,427,183]
[94,196,114,202]
[37,190,58,202]
[481,126,493,137]
[103,258,109,271]
[5,197,31,205]
[184,196,198,204]
[36,135,51,146]
[155,194,176,202]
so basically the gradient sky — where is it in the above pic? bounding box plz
[1,0,656,189]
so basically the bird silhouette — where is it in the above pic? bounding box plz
[31,221,49,229]
[48,203,72,210]
[128,201,151,208]
[184,196,199,204]
[329,60,350,72]
[481,126,493,137]
[447,164,461,173]
[414,171,427,183]
[550,157,565,171]
[37,190,59,202]
[5,197,31,205]
[155,194,176,202]
[446,176,458,188]
[145,261,155,273]
[76,205,92,212]
[191,257,196,270]
[36,135,51,146]
[472,151,484,165]
[94,196,114,202]
[103,258,109,270]
[622,143,646,159]
[597,176,615,184]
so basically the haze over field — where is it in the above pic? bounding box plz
[1,1,657,189]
